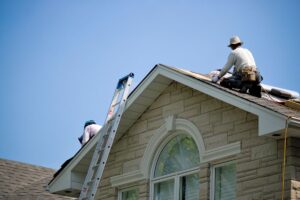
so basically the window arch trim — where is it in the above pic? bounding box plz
[140,117,205,179]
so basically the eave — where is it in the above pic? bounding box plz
[48,64,300,196]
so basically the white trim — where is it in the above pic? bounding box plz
[110,117,241,188]
[148,118,203,200]
[151,166,201,182]
[125,69,169,110]
[155,65,288,136]
[150,169,200,200]
[49,64,293,194]
[110,170,144,188]
[48,130,103,192]
[202,142,241,163]
[141,117,205,179]
[47,171,71,193]
[165,115,176,132]
[124,64,293,137]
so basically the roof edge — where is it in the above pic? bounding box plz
[155,64,290,136]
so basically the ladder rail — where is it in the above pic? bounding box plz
[79,73,134,200]
[78,121,111,199]
[87,76,133,199]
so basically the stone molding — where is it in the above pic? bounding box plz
[110,117,241,187]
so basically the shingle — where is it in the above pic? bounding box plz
[166,65,300,119]
[0,158,72,200]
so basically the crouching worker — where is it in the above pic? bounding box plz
[78,120,102,146]
[212,36,263,97]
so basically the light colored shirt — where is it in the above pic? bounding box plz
[82,124,102,146]
[219,47,256,78]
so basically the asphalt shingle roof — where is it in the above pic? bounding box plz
[0,158,73,200]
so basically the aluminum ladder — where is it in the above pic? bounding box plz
[79,73,134,200]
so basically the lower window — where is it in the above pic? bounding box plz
[212,163,236,200]
[154,173,199,200]
[119,188,138,200]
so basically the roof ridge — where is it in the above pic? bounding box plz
[0,157,55,171]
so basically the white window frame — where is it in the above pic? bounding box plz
[210,162,236,200]
[118,187,138,200]
[149,132,201,200]
[151,167,200,200]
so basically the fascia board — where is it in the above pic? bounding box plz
[289,117,300,127]
[157,65,287,136]
[48,170,71,193]
[48,132,100,190]
[125,67,162,110]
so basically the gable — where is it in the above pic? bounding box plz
[119,64,300,137]
[48,64,300,196]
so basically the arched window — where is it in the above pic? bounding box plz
[151,134,200,200]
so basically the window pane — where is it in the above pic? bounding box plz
[180,174,200,200]
[154,179,174,200]
[214,164,236,200]
[154,135,200,177]
[122,189,138,200]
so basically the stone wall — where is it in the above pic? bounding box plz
[288,138,300,200]
[94,81,296,200]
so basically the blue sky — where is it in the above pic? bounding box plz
[0,0,299,169]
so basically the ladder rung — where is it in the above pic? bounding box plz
[97,149,104,154]
[111,102,120,108]
[88,177,100,185]
[88,179,95,185]
[92,164,99,170]
[79,73,134,200]
[107,115,116,123]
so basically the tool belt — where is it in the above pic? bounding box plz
[241,66,256,82]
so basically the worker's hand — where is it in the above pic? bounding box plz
[211,76,219,83]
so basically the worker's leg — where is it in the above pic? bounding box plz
[220,75,242,89]
[249,84,262,97]
[248,70,262,97]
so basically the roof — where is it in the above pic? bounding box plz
[0,158,73,200]
[48,64,300,196]
[170,66,300,119]
[118,64,300,137]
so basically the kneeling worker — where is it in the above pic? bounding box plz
[78,120,102,146]
[212,36,263,97]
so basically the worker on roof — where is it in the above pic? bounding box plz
[78,120,102,146]
[212,36,263,97]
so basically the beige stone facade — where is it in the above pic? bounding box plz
[89,81,299,200]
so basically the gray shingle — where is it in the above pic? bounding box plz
[0,158,73,200]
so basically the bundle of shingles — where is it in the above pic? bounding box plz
[284,99,300,111]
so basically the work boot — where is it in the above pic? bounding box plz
[239,86,248,93]
[249,85,262,98]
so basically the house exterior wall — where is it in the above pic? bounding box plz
[94,81,297,200]
[289,137,300,199]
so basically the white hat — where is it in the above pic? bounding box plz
[228,36,243,47]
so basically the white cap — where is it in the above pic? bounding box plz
[228,36,243,47]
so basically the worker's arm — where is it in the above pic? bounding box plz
[219,52,235,78]
[82,126,90,146]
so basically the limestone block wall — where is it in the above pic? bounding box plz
[288,138,300,200]
[94,81,295,200]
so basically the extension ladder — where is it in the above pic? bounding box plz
[79,73,134,200]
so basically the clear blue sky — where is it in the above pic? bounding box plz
[1,0,299,169]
